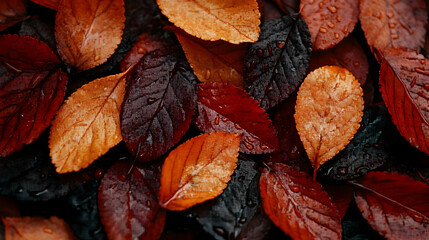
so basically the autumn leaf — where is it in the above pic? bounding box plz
[359,0,427,55]
[300,0,359,50]
[170,27,248,88]
[260,162,342,240]
[195,82,278,154]
[0,0,28,31]
[352,171,429,239]
[295,66,364,175]
[156,0,261,44]
[159,132,241,211]
[55,0,125,71]
[99,161,166,240]
[308,35,369,85]
[379,48,429,156]
[121,46,197,162]
[50,70,130,173]
[0,35,67,157]
[2,216,77,240]
[244,15,312,109]
[30,0,59,10]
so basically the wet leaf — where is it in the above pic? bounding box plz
[99,160,166,240]
[159,132,241,211]
[260,162,342,239]
[195,82,278,154]
[295,66,364,174]
[171,27,248,88]
[0,35,67,157]
[50,70,130,173]
[0,0,28,31]
[359,0,427,55]
[121,46,197,162]
[244,15,312,109]
[30,0,58,10]
[308,35,369,85]
[2,216,77,240]
[352,171,429,239]
[189,156,271,240]
[379,48,429,155]
[156,0,261,44]
[55,0,125,71]
[319,106,394,180]
[300,0,358,50]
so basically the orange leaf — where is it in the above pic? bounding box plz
[2,216,77,240]
[55,0,125,71]
[171,27,248,88]
[159,131,241,211]
[295,66,363,175]
[49,70,130,173]
[156,0,261,44]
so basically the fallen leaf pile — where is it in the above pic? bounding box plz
[0,0,428,239]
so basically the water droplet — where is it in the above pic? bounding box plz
[260,144,268,150]
[377,153,383,158]
[411,213,424,223]
[119,174,126,181]
[287,145,301,159]
[327,22,335,28]
[334,33,340,39]
[234,123,242,130]
[239,217,247,224]
[214,116,220,125]
[343,58,350,64]
[319,2,324,8]
[389,23,396,28]
[43,227,53,234]
[373,143,382,149]
[327,6,337,13]
[387,10,394,18]
[16,187,24,193]
[238,176,245,182]
[337,167,348,176]
[246,199,256,207]
[111,184,117,189]
[243,141,254,150]
[147,97,157,104]
[277,41,285,49]
[336,15,341,22]
[290,186,299,193]
[257,49,263,57]
[40,173,46,179]
[221,117,228,122]
[420,59,426,65]
[94,55,100,61]
[94,169,104,179]
[424,84,429,90]
[353,61,360,67]
[145,191,151,196]
[137,47,145,54]
[391,34,399,40]
[319,27,328,33]
[411,77,417,87]
[146,200,151,207]
[213,226,226,237]
[205,69,211,80]
[415,67,429,76]
[309,0,315,4]
[356,166,369,174]
[368,214,374,221]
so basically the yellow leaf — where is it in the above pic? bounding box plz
[49,70,130,173]
[294,66,364,175]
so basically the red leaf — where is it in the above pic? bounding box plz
[0,35,67,157]
[120,46,197,162]
[195,82,278,154]
[325,183,354,219]
[300,0,359,50]
[352,171,429,239]
[308,36,369,85]
[98,161,166,240]
[379,48,429,155]
[259,162,342,239]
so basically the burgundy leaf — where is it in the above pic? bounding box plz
[98,161,166,240]
[352,171,429,239]
[260,162,342,239]
[244,15,312,109]
[0,35,67,157]
[195,82,278,154]
[324,183,354,219]
[121,46,197,162]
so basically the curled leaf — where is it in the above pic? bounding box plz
[0,35,67,157]
[195,82,278,154]
[156,0,261,44]
[260,162,342,239]
[295,66,364,174]
[359,0,427,55]
[352,171,429,239]
[50,70,130,173]
[159,132,241,211]
[55,0,125,71]
[379,48,429,155]
[300,0,358,50]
